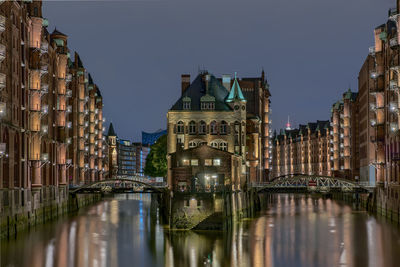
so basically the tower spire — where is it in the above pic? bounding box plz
[285,116,292,130]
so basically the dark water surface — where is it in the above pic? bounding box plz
[2,193,400,267]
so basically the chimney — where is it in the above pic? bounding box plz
[181,74,190,95]
[222,74,231,91]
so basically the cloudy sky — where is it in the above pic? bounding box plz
[44,0,393,141]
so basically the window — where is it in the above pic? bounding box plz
[199,121,206,134]
[205,159,212,166]
[177,136,184,144]
[220,121,227,135]
[213,159,221,166]
[189,121,196,134]
[191,159,199,166]
[182,159,190,166]
[220,142,227,151]
[189,141,197,148]
[210,121,217,134]
[177,121,184,134]
[201,102,215,110]
[183,96,191,110]
[183,101,191,110]
[211,141,219,148]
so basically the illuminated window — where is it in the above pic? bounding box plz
[191,159,199,166]
[213,159,221,166]
[205,159,212,166]
[182,159,190,166]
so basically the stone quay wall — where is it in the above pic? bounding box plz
[168,189,258,230]
[0,187,101,239]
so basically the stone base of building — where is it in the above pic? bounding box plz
[167,189,258,230]
[0,187,101,239]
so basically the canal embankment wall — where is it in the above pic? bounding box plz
[167,189,258,230]
[0,188,101,239]
[331,185,400,224]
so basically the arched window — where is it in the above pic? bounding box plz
[189,141,197,148]
[177,121,184,134]
[199,121,206,134]
[210,141,219,148]
[189,121,196,134]
[210,121,217,135]
[220,121,227,135]
[220,142,228,151]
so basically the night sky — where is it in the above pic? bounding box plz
[44,0,393,141]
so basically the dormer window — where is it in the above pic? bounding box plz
[182,96,191,110]
[201,102,215,110]
[200,95,215,110]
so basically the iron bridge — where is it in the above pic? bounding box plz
[70,176,167,194]
[252,174,373,193]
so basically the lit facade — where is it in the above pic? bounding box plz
[167,72,247,191]
[0,0,108,226]
[272,121,331,178]
[330,90,359,181]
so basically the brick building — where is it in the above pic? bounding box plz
[0,0,108,229]
[330,90,360,181]
[272,121,331,178]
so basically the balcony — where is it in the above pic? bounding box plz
[0,72,6,90]
[390,122,399,132]
[66,89,72,98]
[0,43,5,62]
[0,15,5,32]
[40,65,48,76]
[389,102,399,114]
[390,37,399,48]
[41,125,48,135]
[66,121,72,128]
[41,84,49,95]
[370,69,383,79]
[40,42,48,54]
[390,79,399,91]
[41,104,48,115]
[369,46,375,56]
[66,105,72,113]
[0,101,5,117]
[66,74,72,83]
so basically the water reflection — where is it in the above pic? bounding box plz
[2,194,400,267]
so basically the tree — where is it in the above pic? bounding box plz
[144,134,167,177]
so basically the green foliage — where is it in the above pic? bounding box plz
[144,134,167,177]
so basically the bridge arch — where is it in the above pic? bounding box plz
[70,178,166,194]
[257,174,371,193]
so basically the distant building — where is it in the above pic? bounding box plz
[272,120,331,177]
[107,123,150,177]
[330,89,359,181]
[142,129,167,145]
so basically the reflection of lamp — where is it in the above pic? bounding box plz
[0,143,8,158]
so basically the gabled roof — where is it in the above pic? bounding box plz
[170,73,232,111]
[226,73,246,103]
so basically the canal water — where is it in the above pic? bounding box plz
[2,193,400,267]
